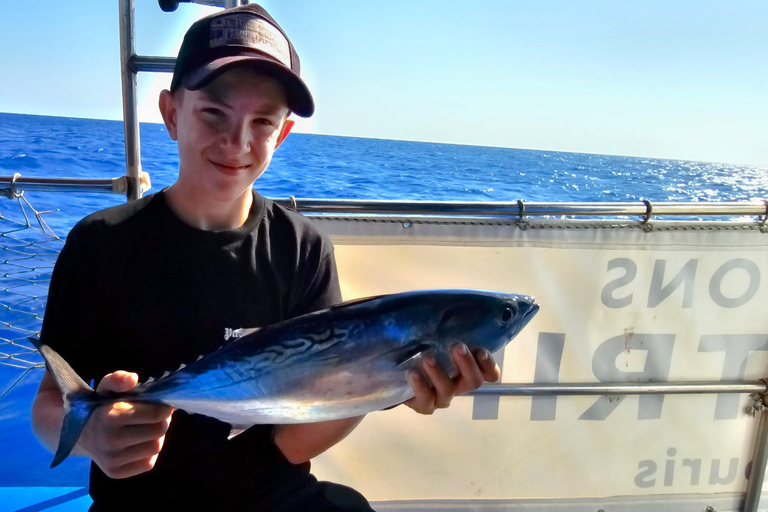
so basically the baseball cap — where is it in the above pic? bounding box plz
[170,4,314,117]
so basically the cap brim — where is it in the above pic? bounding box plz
[182,54,315,117]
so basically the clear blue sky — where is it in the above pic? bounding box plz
[1,1,767,166]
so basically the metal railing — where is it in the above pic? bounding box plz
[0,174,151,197]
[272,197,768,222]
[2,177,765,223]
[471,380,768,396]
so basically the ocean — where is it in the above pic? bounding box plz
[1,111,765,237]
[0,111,766,495]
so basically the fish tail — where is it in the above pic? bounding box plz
[31,338,99,468]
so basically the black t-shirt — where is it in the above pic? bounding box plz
[40,190,370,511]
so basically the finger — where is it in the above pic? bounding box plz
[108,456,159,480]
[96,371,139,393]
[405,371,436,414]
[475,349,501,382]
[105,436,166,468]
[108,421,171,450]
[450,344,485,395]
[421,355,455,408]
[106,402,174,426]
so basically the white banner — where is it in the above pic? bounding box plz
[309,218,768,507]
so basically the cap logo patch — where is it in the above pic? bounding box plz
[210,14,291,68]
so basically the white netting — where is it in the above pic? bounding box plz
[0,193,62,399]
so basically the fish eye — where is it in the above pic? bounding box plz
[501,306,515,323]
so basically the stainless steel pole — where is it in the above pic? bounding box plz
[745,406,768,512]
[272,198,768,219]
[119,0,143,201]
[469,381,768,396]
[0,176,115,194]
[131,55,176,73]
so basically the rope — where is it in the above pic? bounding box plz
[0,193,62,400]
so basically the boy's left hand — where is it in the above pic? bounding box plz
[405,344,500,414]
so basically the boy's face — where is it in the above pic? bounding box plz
[160,66,293,203]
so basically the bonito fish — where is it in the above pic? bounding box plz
[34,289,539,468]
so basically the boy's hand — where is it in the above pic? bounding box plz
[79,371,174,479]
[405,344,500,414]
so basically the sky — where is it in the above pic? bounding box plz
[1,0,767,166]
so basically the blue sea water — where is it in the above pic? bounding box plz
[0,112,766,507]
[1,112,766,237]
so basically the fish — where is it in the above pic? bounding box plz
[33,288,539,468]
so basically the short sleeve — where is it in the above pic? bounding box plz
[39,222,110,381]
[288,243,342,319]
[288,236,341,318]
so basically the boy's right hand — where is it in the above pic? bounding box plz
[79,371,174,479]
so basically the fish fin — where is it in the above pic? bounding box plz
[380,401,406,411]
[228,426,247,440]
[331,294,387,309]
[392,343,433,370]
[234,327,261,338]
[32,340,98,468]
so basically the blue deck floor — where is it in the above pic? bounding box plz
[0,488,91,512]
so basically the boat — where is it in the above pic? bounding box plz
[0,1,767,510]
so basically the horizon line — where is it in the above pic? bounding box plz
[1,110,765,169]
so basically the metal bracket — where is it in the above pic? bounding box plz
[0,173,24,199]
[640,199,655,232]
[289,195,298,212]
[517,199,529,230]
[759,200,768,233]
[746,379,768,417]
[112,172,151,198]
[642,199,653,223]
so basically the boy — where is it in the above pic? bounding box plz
[32,4,499,510]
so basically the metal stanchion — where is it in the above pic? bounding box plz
[745,394,768,512]
[119,0,143,201]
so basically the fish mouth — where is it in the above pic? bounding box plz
[512,296,539,326]
[524,301,540,320]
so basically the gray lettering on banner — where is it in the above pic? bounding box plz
[699,334,768,419]
[530,333,566,421]
[601,258,637,308]
[709,458,739,485]
[635,460,657,488]
[647,259,698,308]
[709,258,761,308]
[580,333,674,420]
[682,458,702,485]
[635,449,748,488]
[664,447,677,486]
[472,346,505,420]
